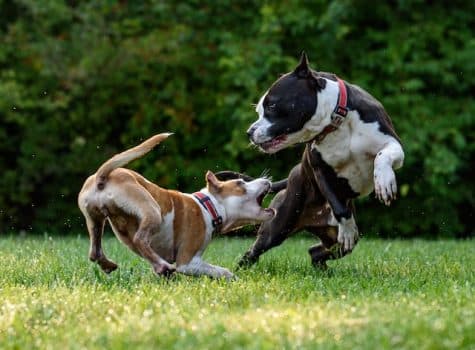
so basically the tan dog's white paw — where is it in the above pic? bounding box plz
[221,269,236,281]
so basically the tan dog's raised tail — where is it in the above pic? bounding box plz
[78,133,274,279]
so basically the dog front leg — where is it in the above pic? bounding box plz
[374,141,404,206]
[133,219,175,276]
[318,190,358,253]
[308,152,358,253]
[177,256,234,280]
[309,170,358,252]
[307,222,352,268]
[335,213,359,253]
[314,190,358,253]
[238,166,306,268]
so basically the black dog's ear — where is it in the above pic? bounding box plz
[294,52,326,90]
[215,171,255,182]
[310,71,327,90]
[294,51,311,78]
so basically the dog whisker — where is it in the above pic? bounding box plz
[259,169,272,181]
[247,142,259,150]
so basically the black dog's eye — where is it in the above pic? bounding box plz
[265,103,276,114]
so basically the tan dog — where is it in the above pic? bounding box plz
[78,133,275,279]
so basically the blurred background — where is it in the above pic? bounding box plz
[0,1,473,238]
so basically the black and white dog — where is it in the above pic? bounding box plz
[218,53,404,268]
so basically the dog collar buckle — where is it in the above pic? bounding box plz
[212,217,223,227]
[330,112,346,128]
[332,78,348,125]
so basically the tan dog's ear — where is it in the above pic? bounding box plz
[206,171,221,193]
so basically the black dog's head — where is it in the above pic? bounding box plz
[247,52,328,153]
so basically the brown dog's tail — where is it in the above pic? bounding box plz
[96,133,172,190]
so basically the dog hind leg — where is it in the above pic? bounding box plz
[238,182,305,268]
[84,213,118,273]
[307,226,351,268]
[238,165,308,268]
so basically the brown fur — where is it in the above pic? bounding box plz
[220,181,247,197]
[78,133,273,279]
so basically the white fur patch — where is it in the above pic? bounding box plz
[311,108,403,197]
[326,206,339,226]
[250,95,272,144]
[255,93,266,118]
[150,209,175,259]
[176,256,234,280]
[374,141,404,205]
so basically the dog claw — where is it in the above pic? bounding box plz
[222,270,237,281]
[154,263,176,277]
[236,253,259,269]
[98,260,118,274]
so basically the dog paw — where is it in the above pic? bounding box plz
[99,260,118,274]
[337,217,359,252]
[236,253,259,269]
[154,263,176,277]
[374,166,397,206]
[217,268,236,281]
[308,245,331,268]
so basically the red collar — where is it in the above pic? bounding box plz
[313,77,348,143]
[192,192,223,231]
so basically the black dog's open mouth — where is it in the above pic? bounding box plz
[259,134,287,150]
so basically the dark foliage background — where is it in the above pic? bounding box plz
[0,0,473,237]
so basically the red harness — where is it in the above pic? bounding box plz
[192,192,223,230]
[313,77,348,143]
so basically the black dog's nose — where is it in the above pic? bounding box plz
[247,125,257,139]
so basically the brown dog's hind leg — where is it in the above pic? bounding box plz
[85,214,118,274]
[308,226,351,268]
[238,187,305,268]
[237,164,312,269]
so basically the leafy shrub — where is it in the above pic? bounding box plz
[0,0,473,237]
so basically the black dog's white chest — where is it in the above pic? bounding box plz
[307,144,360,201]
[310,116,387,196]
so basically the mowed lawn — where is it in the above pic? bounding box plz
[0,235,473,350]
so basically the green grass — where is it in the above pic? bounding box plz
[0,235,473,350]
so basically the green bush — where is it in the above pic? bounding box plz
[0,0,473,237]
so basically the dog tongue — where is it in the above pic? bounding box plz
[265,135,287,149]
